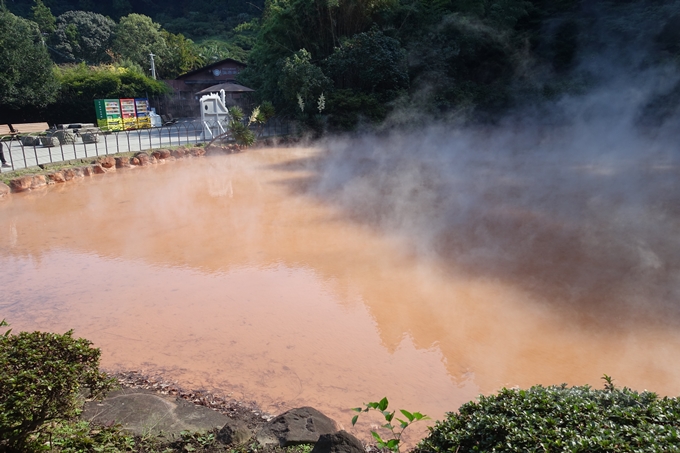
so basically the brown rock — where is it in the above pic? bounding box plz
[98,156,116,168]
[133,152,150,166]
[189,147,206,157]
[172,148,186,158]
[116,156,131,168]
[81,166,94,177]
[130,157,140,166]
[149,155,158,165]
[151,149,172,160]
[0,182,10,197]
[63,168,84,180]
[92,164,106,174]
[9,176,34,192]
[48,171,66,183]
[31,175,47,188]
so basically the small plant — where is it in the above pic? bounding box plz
[317,93,325,113]
[228,106,256,146]
[352,397,429,453]
[0,320,115,452]
[251,102,276,138]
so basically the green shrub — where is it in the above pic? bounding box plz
[416,377,680,453]
[0,321,115,452]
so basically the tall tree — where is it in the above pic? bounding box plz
[31,0,55,33]
[49,11,116,64]
[0,6,59,109]
[156,31,206,78]
[112,14,168,77]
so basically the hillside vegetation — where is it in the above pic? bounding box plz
[3,0,680,129]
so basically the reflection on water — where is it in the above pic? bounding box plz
[2,147,680,442]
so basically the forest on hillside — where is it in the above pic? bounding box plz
[2,0,680,130]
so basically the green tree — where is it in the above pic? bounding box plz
[279,49,331,112]
[407,14,516,116]
[112,13,168,77]
[0,6,59,109]
[453,0,531,28]
[239,0,397,106]
[324,27,408,98]
[198,38,248,64]
[31,0,55,33]
[157,30,206,78]
[49,10,116,64]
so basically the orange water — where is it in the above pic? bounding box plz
[2,147,680,443]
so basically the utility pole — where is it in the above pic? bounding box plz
[149,53,157,80]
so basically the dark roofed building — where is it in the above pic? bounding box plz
[161,58,252,117]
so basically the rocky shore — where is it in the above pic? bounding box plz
[86,370,369,453]
[0,143,246,196]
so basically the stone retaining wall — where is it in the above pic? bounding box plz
[0,144,242,197]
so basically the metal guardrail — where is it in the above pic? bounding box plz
[0,117,290,174]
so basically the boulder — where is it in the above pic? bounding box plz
[311,431,365,453]
[0,182,10,197]
[63,168,84,180]
[189,147,206,157]
[116,156,131,168]
[132,152,150,166]
[130,157,140,166]
[98,156,116,168]
[172,148,186,158]
[217,418,253,445]
[81,388,229,437]
[152,149,172,160]
[256,407,337,447]
[10,176,33,192]
[92,164,106,174]
[81,166,94,177]
[48,171,66,183]
[31,175,47,188]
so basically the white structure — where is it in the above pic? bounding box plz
[200,90,230,140]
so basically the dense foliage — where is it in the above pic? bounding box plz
[0,6,59,110]
[50,11,116,64]
[4,0,680,129]
[47,64,171,123]
[416,379,680,453]
[0,322,114,452]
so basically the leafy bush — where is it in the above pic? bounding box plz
[416,377,680,453]
[0,321,115,452]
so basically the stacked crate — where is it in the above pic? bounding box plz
[120,98,137,130]
[135,98,151,129]
[94,99,122,131]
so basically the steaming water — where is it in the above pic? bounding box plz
[2,147,680,441]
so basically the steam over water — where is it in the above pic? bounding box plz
[2,141,680,441]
